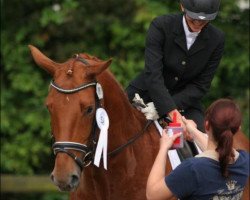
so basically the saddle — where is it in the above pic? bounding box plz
[177,140,199,161]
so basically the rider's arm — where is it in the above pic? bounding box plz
[144,16,177,117]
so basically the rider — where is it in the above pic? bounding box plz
[126,0,224,134]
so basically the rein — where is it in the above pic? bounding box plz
[108,120,153,157]
[50,54,151,170]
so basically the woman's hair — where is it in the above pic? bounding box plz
[205,98,242,177]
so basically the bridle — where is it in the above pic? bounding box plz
[52,142,93,170]
[51,55,100,170]
[50,54,152,171]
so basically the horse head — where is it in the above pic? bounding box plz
[29,45,112,191]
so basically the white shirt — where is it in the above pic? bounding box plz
[182,16,200,50]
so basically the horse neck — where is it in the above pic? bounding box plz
[97,70,147,148]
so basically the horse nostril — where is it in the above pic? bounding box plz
[71,174,80,187]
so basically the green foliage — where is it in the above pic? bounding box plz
[1,0,249,180]
[203,1,249,136]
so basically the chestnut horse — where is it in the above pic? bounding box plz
[29,45,249,200]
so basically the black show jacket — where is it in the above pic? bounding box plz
[129,14,225,117]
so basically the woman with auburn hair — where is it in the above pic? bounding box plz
[146,99,249,200]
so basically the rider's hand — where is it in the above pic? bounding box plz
[160,129,182,151]
[168,109,184,127]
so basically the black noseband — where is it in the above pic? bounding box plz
[52,142,93,170]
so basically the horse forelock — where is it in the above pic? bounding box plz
[53,53,103,76]
[79,53,102,62]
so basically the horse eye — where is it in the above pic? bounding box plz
[85,106,94,115]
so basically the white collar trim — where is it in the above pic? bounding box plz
[182,16,200,36]
[195,149,240,164]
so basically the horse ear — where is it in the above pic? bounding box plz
[87,58,112,76]
[28,45,60,76]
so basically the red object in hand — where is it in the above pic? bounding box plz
[167,112,183,149]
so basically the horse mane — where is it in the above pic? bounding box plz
[96,68,147,140]
[97,69,135,116]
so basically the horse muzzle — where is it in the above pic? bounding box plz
[50,170,80,192]
[51,142,93,191]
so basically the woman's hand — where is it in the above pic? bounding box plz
[160,129,182,152]
[182,116,208,151]
[182,116,197,139]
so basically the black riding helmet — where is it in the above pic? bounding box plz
[180,0,221,20]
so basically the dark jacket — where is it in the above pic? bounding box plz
[129,14,225,117]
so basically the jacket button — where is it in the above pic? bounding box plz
[182,61,186,65]
[174,77,179,81]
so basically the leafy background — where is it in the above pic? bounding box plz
[1,0,249,199]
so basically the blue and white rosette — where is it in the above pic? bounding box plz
[94,108,109,170]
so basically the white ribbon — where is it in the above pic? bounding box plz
[94,108,109,170]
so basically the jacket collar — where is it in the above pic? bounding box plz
[174,14,210,55]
